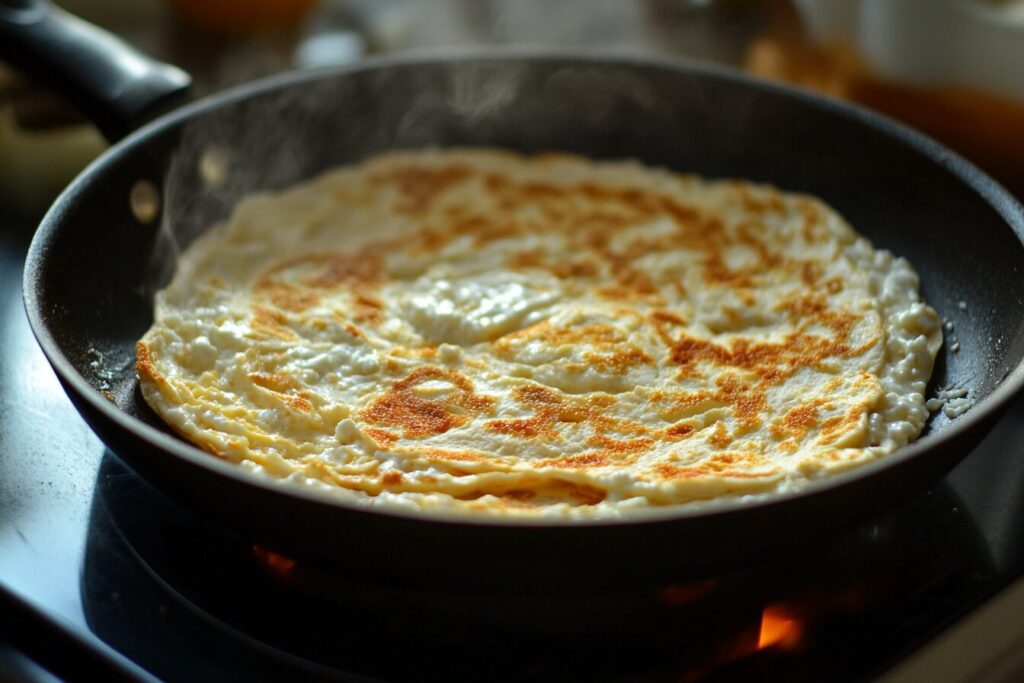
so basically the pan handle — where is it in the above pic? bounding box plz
[0,0,191,141]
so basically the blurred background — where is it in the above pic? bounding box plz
[2,0,1023,216]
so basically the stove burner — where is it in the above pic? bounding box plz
[81,453,993,682]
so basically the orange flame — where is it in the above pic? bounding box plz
[251,545,297,579]
[757,604,803,650]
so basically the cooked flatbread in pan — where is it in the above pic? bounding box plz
[137,149,941,517]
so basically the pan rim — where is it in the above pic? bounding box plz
[22,47,1024,530]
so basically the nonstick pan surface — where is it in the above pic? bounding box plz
[21,50,1024,589]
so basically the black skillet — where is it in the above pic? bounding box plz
[6,1,1024,590]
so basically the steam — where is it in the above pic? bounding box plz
[142,49,695,299]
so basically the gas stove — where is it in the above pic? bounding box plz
[4,206,1024,683]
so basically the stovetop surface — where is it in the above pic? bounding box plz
[4,205,1024,682]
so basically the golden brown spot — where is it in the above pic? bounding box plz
[503,489,536,502]
[586,434,654,454]
[361,366,496,438]
[540,452,611,469]
[662,423,696,440]
[485,384,591,439]
[494,322,630,356]
[253,304,287,325]
[655,293,866,385]
[510,248,601,280]
[588,413,649,437]
[416,448,484,463]
[736,222,783,270]
[258,251,383,292]
[655,296,864,430]
[656,390,725,421]
[354,295,384,324]
[598,267,664,303]
[709,422,733,449]
[262,282,321,312]
[588,393,618,410]
[820,415,845,434]
[784,404,820,431]
[135,341,165,387]
[509,248,543,269]
[655,452,778,481]
[380,471,404,485]
[415,228,447,252]
[372,164,472,213]
[702,251,756,287]
[800,261,823,286]
[253,251,386,327]
[284,395,313,413]
[776,293,828,318]
[716,375,767,430]
[551,260,599,279]
[479,173,706,252]
[343,322,366,339]
[770,401,824,440]
[650,310,688,328]
[539,435,650,469]
[251,305,297,341]
[817,400,872,446]
[364,427,399,445]
[583,346,653,374]
[450,213,497,237]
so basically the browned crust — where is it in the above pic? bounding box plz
[655,451,779,481]
[361,366,496,439]
[135,341,163,386]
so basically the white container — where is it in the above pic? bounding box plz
[793,0,1024,103]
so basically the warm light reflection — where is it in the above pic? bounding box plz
[251,545,298,579]
[757,604,803,650]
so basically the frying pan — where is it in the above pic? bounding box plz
[7,1,1024,590]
